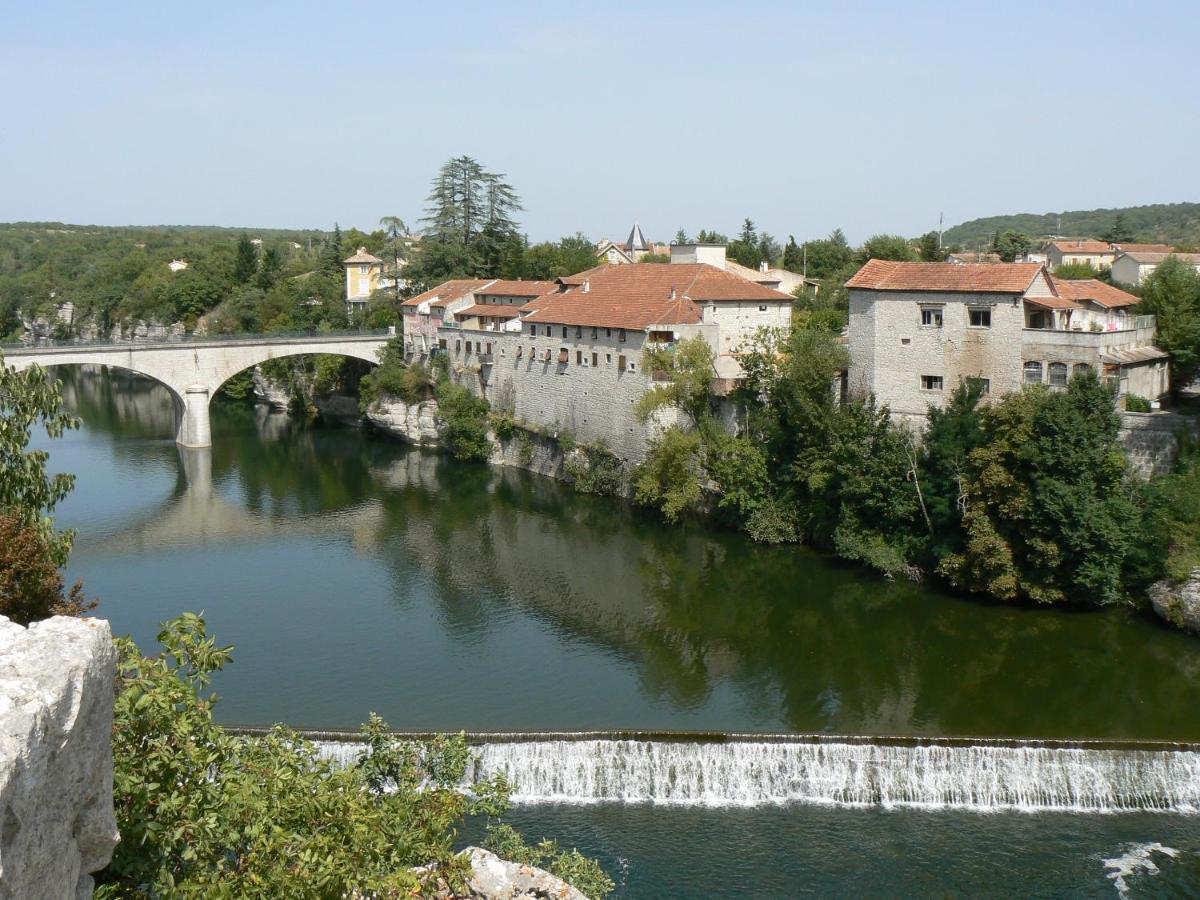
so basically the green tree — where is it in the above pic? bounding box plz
[920,380,986,559]
[859,234,916,263]
[633,427,705,522]
[637,335,716,426]
[322,222,344,274]
[939,374,1140,605]
[991,230,1033,262]
[1102,213,1136,243]
[233,233,258,284]
[782,236,804,273]
[918,231,947,262]
[801,229,855,280]
[256,246,281,290]
[674,228,689,244]
[1138,254,1200,393]
[1053,260,1101,280]
[0,356,78,563]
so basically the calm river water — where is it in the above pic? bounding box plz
[36,368,1200,897]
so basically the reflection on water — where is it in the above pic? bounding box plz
[41,367,1200,739]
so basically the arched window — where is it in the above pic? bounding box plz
[1023,361,1043,384]
[1072,363,1092,379]
[1048,362,1068,387]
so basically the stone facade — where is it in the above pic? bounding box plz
[1119,411,1200,477]
[0,615,119,899]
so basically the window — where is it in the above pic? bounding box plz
[359,264,369,274]
[606,353,612,364]
[455,340,461,353]
[592,352,598,367]
[968,308,992,328]
[1048,362,1068,387]
[629,362,635,371]
[1023,361,1043,384]
[921,308,944,327]
[485,342,492,355]
[606,328,612,338]
[759,305,767,312]
[575,326,583,339]
[965,377,990,395]
[618,354,627,371]
[1072,363,1092,379]
[921,375,944,391]
[530,325,537,337]
[562,326,568,338]
[591,327,598,339]
[559,348,569,364]
[576,350,582,364]
[438,339,447,350]
[465,341,472,353]
[618,329,626,342]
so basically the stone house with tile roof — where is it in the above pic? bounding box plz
[847,261,1169,426]
[1111,250,1200,287]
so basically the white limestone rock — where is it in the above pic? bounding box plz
[1150,567,1200,635]
[367,398,444,446]
[0,615,119,900]
[462,847,589,900]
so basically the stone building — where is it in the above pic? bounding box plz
[847,260,1169,427]
[595,222,670,264]
[402,248,793,462]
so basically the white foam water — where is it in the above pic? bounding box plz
[1102,842,1181,897]
[308,736,1200,813]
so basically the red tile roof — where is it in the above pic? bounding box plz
[1047,240,1112,255]
[846,260,1044,293]
[456,304,522,319]
[521,263,790,330]
[400,279,496,309]
[343,247,382,264]
[1110,243,1174,254]
[1049,278,1140,309]
[475,280,558,298]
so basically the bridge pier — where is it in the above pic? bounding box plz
[176,385,212,448]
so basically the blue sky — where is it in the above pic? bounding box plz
[1,0,1196,244]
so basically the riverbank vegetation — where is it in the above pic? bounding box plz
[634,330,1196,608]
[98,613,612,898]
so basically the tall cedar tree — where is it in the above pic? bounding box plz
[233,233,258,284]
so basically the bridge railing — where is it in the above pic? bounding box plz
[1,327,396,354]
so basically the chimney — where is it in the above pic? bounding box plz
[582,279,590,293]
[759,260,769,273]
[669,287,676,300]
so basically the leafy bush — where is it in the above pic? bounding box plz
[489,411,517,441]
[1125,394,1152,412]
[99,614,606,898]
[435,382,492,461]
[483,823,614,899]
[517,431,535,466]
[564,441,625,495]
[0,513,94,624]
[633,427,705,522]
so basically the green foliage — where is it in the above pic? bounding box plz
[991,230,1033,262]
[918,231,947,262]
[216,369,256,403]
[1138,255,1200,393]
[638,252,671,264]
[859,234,916,263]
[489,410,517,441]
[0,513,93,625]
[0,357,78,564]
[637,336,716,426]
[1102,213,1137,243]
[233,233,258,284]
[939,375,1140,605]
[99,614,602,898]
[799,229,854,280]
[1136,434,1200,583]
[942,202,1200,249]
[919,380,986,560]
[633,427,705,523]
[517,430,535,466]
[1125,394,1152,412]
[435,381,492,461]
[563,441,625,496]
[782,235,804,272]
[1053,260,1102,280]
[483,824,614,900]
[360,338,431,407]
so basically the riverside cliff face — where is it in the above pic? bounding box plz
[0,615,119,899]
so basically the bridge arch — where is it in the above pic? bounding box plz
[2,333,391,448]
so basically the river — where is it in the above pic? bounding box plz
[35,368,1200,897]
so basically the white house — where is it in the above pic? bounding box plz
[1111,250,1200,287]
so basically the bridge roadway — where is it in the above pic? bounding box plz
[1,331,392,448]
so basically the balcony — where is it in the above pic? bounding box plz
[1022,315,1156,351]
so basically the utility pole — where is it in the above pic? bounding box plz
[937,212,944,249]
[803,243,808,279]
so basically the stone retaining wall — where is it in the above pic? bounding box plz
[1119,410,1199,477]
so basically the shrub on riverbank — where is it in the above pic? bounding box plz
[98,614,610,898]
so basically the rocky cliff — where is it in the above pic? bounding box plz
[0,615,119,899]
[1150,568,1200,635]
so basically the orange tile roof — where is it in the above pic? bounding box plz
[1111,243,1174,254]
[343,247,382,264]
[523,263,789,331]
[456,304,522,319]
[475,280,558,297]
[846,260,1044,293]
[1049,278,1140,309]
[1048,240,1112,254]
[400,279,496,309]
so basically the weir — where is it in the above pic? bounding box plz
[236,729,1200,814]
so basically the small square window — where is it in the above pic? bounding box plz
[530,325,537,337]
[968,309,991,328]
[606,353,612,363]
[921,375,944,390]
[759,305,767,312]
[921,308,944,327]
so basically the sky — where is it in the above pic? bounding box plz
[1,0,1197,245]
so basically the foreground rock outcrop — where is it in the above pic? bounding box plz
[366,398,444,446]
[0,615,119,899]
[417,847,589,900]
[1150,567,1200,635]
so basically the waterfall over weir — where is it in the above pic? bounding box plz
[300,733,1200,814]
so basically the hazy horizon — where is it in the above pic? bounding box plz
[2,0,1196,245]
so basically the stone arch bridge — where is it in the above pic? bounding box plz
[2,332,391,447]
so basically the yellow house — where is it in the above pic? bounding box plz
[343,247,382,307]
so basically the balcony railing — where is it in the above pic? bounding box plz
[1022,316,1156,349]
